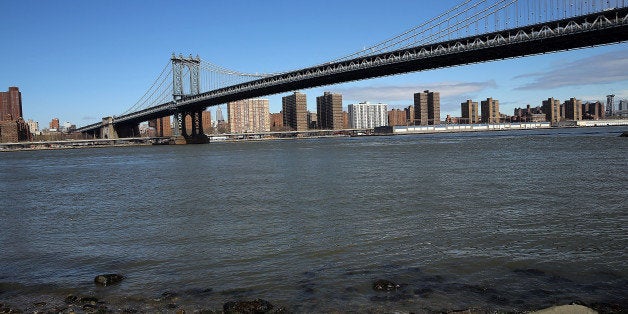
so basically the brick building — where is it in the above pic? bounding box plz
[414,90,440,125]
[228,98,270,133]
[388,108,407,126]
[460,100,479,124]
[564,98,582,121]
[269,112,284,131]
[0,87,30,142]
[282,92,308,131]
[481,98,500,123]
[316,92,343,130]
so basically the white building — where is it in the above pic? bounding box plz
[348,102,388,129]
[26,119,39,135]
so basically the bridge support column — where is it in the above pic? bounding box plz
[171,109,208,144]
[186,108,208,144]
[100,117,118,139]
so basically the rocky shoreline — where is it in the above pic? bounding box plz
[0,275,623,313]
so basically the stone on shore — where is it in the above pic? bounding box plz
[94,273,125,286]
[532,304,597,314]
[223,299,275,313]
[372,279,400,292]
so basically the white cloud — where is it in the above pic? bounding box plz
[515,49,628,90]
[332,81,497,103]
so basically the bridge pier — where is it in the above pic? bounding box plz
[172,109,208,144]
[100,117,117,139]
[99,117,139,139]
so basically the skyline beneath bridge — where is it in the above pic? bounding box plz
[1,0,627,127]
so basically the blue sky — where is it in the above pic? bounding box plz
[1,0,626,127]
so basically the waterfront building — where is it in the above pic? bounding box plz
[542,98,562,123]
[26,119,39,135]
[49,118,60,131]
[0,87,30,142]
[269,112,283,131]
[227,98,270,133]
[513,105,545,122]
[619,100,628,117]
[404,105,415,125]
[414,90,440,125]
[307,111,317,129]
[388,108,407,126]
[564,98,582,121]
[481,98,500,124]
[348,102,388,129]
[282,92,308,131]
[0,87,22,121]
[460,100,479,124]
[581,101,604,120]
[316,92,343,130]
[342,111,349,129]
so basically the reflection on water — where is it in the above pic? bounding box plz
[0,127,626,312]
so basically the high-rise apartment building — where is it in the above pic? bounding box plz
[227,98,270,133]
[414,90,440,125]
[460,100,479,124]
[316,92,343,130]
[564,98,582,121]
[282,92,308,131]
[481,98,500,123]
[0,87,22,121]
[542,98,562,123]
[348,102,388,129]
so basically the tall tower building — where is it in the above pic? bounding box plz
[460,100,479,124]
[227,99,270,133]
[564,98,582,121]
[414,90,440,125]
[316,92,343,130]
[481,98,500,124]
[0,87,23,121]
[348,102,388,129]
[282,92,308,131]
[542,98,562,123]
[216,106,225,122]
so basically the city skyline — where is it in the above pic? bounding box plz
[1,1,626,126]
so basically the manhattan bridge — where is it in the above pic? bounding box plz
[76,0,628,143]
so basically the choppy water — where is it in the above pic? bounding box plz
[1,127,627,312]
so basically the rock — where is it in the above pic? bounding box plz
[94,274,124,286]
[64,294,78,304]
[79,296,99,305]
[372,279,400,292]
[531,304,597,313]
[223,299,274,313]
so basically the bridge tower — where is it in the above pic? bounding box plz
[171,54,207,144]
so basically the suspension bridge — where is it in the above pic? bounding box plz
[76,0,628,143]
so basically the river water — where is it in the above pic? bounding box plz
[1,126,626,312]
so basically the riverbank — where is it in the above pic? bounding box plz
[0,286,617,313]
[2,122,626,152]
